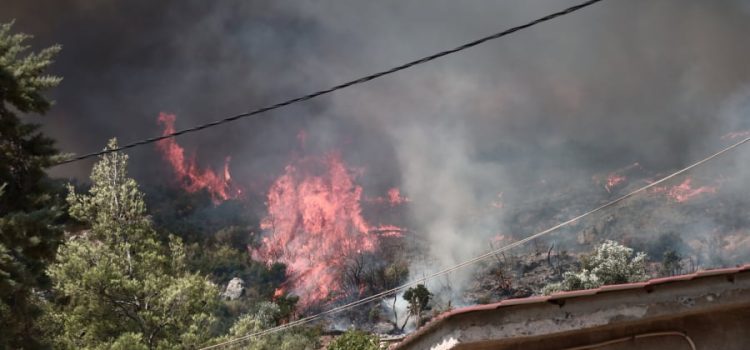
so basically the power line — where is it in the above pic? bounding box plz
[53,0,604,167]
[199,135,750,349]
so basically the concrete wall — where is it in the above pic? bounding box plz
[470,306,750,350]
[398,271,750,350]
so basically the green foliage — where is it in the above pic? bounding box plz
[403,284,431,313]
[209,301,318,350]
[274,294,299,323]
[145,185,255,244]
[147,187,292,339]
[382,260,410,328]
[0,20,64,348]
[384,261,409,289]
[328,329,380,350]
[543,240,648,295]
[47,140,221,349]
[186,228,250,284]
[0,21,61,115]
[403,284,432,329]
[185,227,285,293]
[110,333,149,350]
[642,232,688,260]
[661,249,682,277]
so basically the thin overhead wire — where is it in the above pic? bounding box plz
[53,0,604,167]
[199,135,750,349]
[562,331,697,350]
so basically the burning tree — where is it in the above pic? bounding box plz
[252,152,403,309]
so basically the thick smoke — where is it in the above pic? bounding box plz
[5,0,750,299]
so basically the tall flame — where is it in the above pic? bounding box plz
[155,113,241,203]
[253,152,401,308]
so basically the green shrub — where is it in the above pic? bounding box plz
[328,329,380,350]
[543,240,647,295]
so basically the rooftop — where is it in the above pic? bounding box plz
[394,264,750,349]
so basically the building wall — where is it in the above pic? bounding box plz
[474,306,750,350]
[397,271,750,350]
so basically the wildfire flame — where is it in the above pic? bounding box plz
[387,187,409,206]
[597,162,641,193]
[253,152,402,308]
[366,187,410,206]
[651,178,718,203]
[605,174,627,192]
[155,113,242,203]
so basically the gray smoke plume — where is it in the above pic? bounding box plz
[5,0,750,300]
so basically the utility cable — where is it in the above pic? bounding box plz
[199,135,750,349]
[562,331,697,350]
[53,0,604,166]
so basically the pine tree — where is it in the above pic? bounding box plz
[48,140,221,349]
[0,21,64,348]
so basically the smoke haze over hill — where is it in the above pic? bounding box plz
[6,0,750,299]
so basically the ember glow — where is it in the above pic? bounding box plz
[369,225,407,237]
[155,113,242,203]
[605,174,627,192]
[387,187,409,206]
[721,130,750,140]
[366,187,410,206]
[253,152,402,308]
[597,163,641,193]
[651,178,718,203]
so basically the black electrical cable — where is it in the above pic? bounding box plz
[53,0,604,166]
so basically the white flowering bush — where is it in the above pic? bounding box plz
[543,240,648,295]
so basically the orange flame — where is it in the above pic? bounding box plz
[605,174,627,192]
[155,113,242,203]
[253,152,401,308]
[597,162,641,193]
[370,225,407,237]
[365,187,410,206]
[387,187,410,206]
[651,178,718,203]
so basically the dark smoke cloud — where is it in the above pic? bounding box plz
[5,0,750,290]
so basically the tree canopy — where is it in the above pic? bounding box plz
[48,139,221,349]
[0,20,64,348]
[328,329,379,350]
